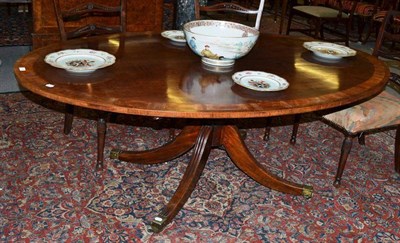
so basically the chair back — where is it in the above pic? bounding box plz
[194,0,266,30]
[373,10,400,59]
[372,10,400,94]
[370,0,399,20]
[52,0,127,41]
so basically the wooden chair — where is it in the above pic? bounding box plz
[349,1,377,42]
[52,0,127,169]
[310,11,400,186]
[194,0,266,30]
[322,82,399,187]
[263,115,301,144]
[286,0,359,46]
[372,9,400,58]
[53,0,127,41]
[372,10,400,60]
[362,0,399,43]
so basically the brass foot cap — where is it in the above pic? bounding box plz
[303,185,313,199]
[150,215,166,233]
[110,149,121,159]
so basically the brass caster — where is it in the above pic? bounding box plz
[110,149,121,159]
[150,215,166,233]
[302,185,313,199]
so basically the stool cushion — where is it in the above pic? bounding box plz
[293,6,350,18]
[323,86,400,133]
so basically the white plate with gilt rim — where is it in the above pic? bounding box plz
[161,30,186,43]
[44,49,116,73]
[303,41,356,60]
[232,71,289,92]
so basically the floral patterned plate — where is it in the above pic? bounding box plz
[232,71,289,91]
[161,30,186,43]
[303,41,356,60]
[44,49,116,73]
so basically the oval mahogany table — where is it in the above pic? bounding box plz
[14,32,389,232]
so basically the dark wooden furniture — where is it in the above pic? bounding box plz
[320,9,400,186]
[363,0,399,43]
[373,9,400,58]
[194,0,266,29]
[52,0,127,170]
[52,0,127,41]
[14,33,389,232]
[322,85,400,186]
[278,11,400,186]
[0,0,30,2]
[31,0,163,49]
[286,0,359,46]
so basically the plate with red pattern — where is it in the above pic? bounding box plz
[232,71,289,91]
[45,49,115,73]
[161,30,186,43]
[303,41,356,60]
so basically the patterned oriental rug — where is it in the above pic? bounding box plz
[1,92,399,242]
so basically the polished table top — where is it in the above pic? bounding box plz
[14,32,390,232]
[15,32,389,120]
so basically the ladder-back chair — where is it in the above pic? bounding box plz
[194,0,266,30]
[52,0,127,169]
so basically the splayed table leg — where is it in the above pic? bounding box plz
[111,125,313,232]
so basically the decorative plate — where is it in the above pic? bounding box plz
[232,71,289,91]
[303,41,356,60]
[161,30,186,43]
[44,49,116,73]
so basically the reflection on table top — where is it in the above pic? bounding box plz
[14,32,389,119]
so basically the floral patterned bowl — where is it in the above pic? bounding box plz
[183,20,259,67]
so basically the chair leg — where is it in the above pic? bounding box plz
[362,19,373,44]
[286,11,294,35]
[273,0,279,22]
[263,117,272,141]
[395,126,400,173]
[169,128,176,140]
[357,132,365,145]
[334,135,354,187]
[317,20,323,40]
[364,20,382,44]
[63,104,74,135]
[290,114,301,144]
[96,117,107,170]
[344,21,350,46]
[278,0,289,34]
[357,16,368,43]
